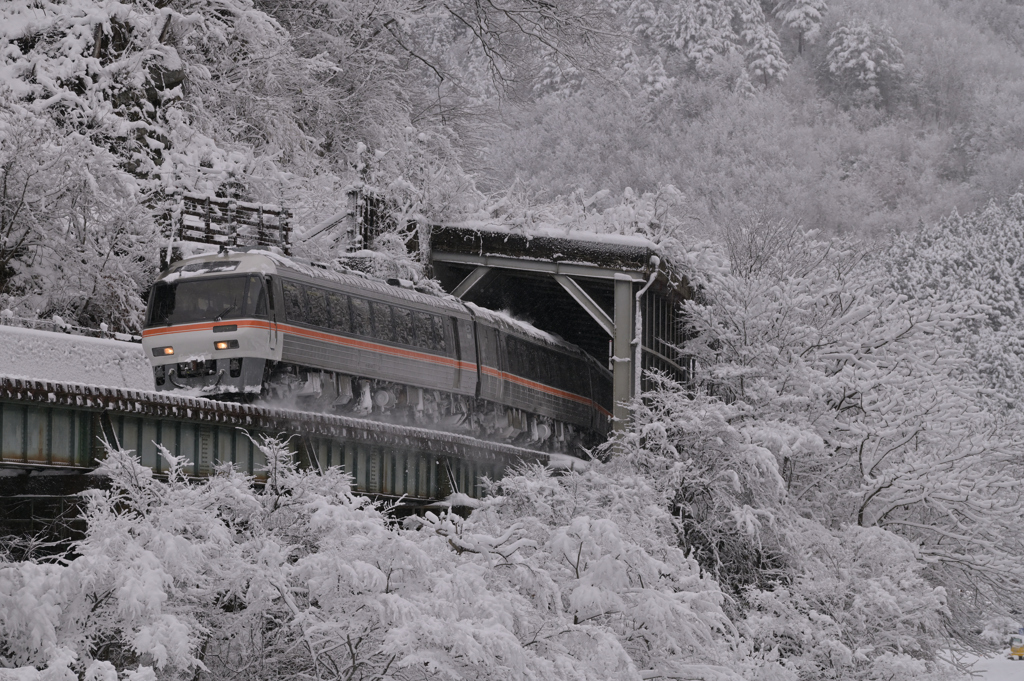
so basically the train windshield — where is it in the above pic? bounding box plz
[146,274,267,327]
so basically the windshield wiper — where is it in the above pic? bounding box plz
[215,306,234,321]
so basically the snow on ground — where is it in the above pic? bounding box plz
[0,325,152,390]
[968,653,1024,680]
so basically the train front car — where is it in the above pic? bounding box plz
[142,253,278,397]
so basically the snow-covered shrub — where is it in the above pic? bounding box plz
[463,463,740,679]
[605,225,1022,674]
[609,379,792,599]
[0,435,748,680]
[742,522,952,680]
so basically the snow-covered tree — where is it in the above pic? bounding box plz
[0,0,620,324]
[0,107,157,330]
[0,434,746,680]
[824,20,904,109]
[774,0,827,53]
[741,18,787,87]
[607,224,1024,674]
[885,193,1024,400]
[614,0,788,82]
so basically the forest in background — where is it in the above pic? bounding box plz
[5,1,1024,680]
[7,0,1024,325]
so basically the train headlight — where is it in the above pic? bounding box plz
[214,340,239,351]
[153,346,174,357]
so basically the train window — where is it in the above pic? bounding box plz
[595,369,605,402]
[553,352,563,386]
[504,337,519,375]
[393,307,414,346]
[553,351,569,390]
[432,315,447,352]
[245,276,268,317]
[371,302,394,341]
[570,360,586,395]
[542,349,557,388]
[350,297,372,336]
[528,346,542,382]
[510,338,526,378]
[265,276,275,311]
[538,348,551,383]
[570,358,584,394]
[412,311,433,350]
[459,320,474,358]
[328,292,350,333]
[306,287,330,328]
[544,350,559,389]
[515,339,530,377]
[147,275,252,327]
[540,348,552,385]
[282,280,306,321]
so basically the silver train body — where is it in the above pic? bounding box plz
[141,251,613,450]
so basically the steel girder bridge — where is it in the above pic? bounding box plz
[0,376,540,536]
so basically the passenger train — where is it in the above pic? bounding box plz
[141,250,613,451]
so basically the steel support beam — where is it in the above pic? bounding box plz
[432,251,647,282]
[553,275,614,338]
[451,266,493,299]
[612,276,634,430]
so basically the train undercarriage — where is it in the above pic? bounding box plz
[255,362,591,455]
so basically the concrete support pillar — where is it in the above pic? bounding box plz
[612,275,634,430]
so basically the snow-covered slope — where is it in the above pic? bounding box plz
[973,654,1024,681]
[0,325,151,390]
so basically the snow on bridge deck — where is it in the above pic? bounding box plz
[0,324,151,390]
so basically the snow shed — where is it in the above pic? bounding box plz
[427,224,693,429]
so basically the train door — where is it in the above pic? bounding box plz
[457,317,477,396]
[265,275,279,352]
[496,331,507,400]
[470,317,482,399]
[450,317,462,390]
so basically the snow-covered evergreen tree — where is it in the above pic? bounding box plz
[774,0,827,53]
[614,0,788,82]
[885,193,1024,400]
[824,20,904,109]
[741,18,787,87]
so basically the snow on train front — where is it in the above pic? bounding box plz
[141,252,280,396]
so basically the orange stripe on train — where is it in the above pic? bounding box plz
[142,320,271,337]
